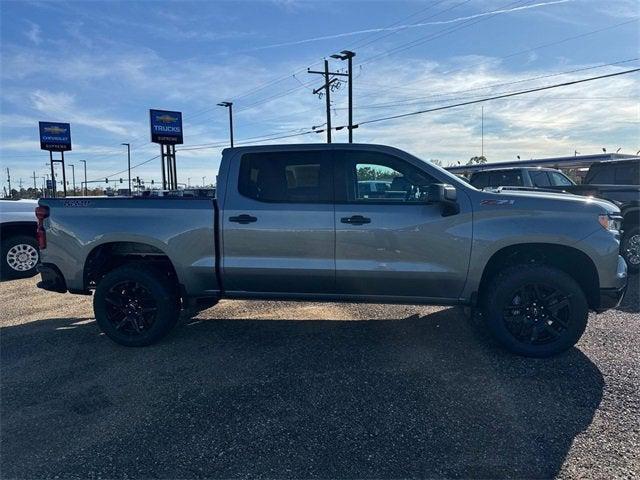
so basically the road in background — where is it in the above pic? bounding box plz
[1,276,638,478]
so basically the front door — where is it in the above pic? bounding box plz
[333,149,472,300]
[222,150,335,294]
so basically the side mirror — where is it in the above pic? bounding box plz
[426,183,459,216]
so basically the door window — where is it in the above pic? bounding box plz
[238,152,333,203]
[488,170,524,187]
[470,172,490,189]
[337,151,438,203]
[586,166,614,184]
[548,171,573,186]
[614,163,640,185]
[530,170,551,187]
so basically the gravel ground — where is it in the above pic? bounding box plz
[1,275,638,479]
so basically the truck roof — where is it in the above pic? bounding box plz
[222,143,397,155]
[469,166,563,175]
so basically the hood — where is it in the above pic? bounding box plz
[480,188,620,214]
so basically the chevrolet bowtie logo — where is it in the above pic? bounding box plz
[156,114,178,123]
[44,126,67,134]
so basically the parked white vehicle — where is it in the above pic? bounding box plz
[0,199,39,279]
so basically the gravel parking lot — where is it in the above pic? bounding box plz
[1,275,638,479]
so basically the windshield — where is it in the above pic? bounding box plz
[407,153,475,190]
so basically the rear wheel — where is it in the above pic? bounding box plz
[94,265,179,346]
[1,235,39,280]
[621,226,639,273]
[482,264,588,357]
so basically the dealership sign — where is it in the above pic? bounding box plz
[149,109,183,144]
[39,122,72,151]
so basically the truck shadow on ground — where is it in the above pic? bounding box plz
[2,308,604,479]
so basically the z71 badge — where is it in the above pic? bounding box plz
[480,199,515,206]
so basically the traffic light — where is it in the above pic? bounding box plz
[151,179,154,185]
[105,178,109,183]
[119,178,123,184]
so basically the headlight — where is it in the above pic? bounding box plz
[598,214,622,232]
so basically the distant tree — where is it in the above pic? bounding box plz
[467,155,487,165]
[357,166,395,181]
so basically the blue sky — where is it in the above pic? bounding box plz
[1,0,638,190]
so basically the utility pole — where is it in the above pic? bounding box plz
[6,167,11,197]
[331,50,356,142]
[122,143,131,194]
[32,171,37,191]
[41,176,47,198]
[481,106,484,157]
[80,160,87,195]
[309,59,348,144]
[217,102,234,147]
[69,164,76,195]
[202,176,206,187]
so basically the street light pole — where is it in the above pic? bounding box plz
[80,160,87,195]
[202,176,206,187]
[330,50,356,142]
[217,102,234,147]
[69,164,76,195]
[121,143,131,194]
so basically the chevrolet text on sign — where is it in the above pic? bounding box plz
[149,109,183,144]
[39,122,72,151]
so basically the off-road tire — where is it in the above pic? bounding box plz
[621,226,639,274]
[93,265,180,346]
[482,264,589,358]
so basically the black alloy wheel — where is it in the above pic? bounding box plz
[104,280,159,336]
[502,283,571,345]
[482,264,588,357]
[94,265,179,346]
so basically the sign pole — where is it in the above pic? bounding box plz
[49,151,56,197]
[171,145,177,189]
[150,109,183,191]
[61,151,67,197]
[161,145,167,190]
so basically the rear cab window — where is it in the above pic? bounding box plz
[238,151,333,203]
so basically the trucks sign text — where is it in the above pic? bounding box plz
[149,109,183,145]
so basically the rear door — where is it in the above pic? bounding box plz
[221,150,335,294]
[332,149,472,299]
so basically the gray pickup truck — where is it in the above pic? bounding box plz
[36,144,627,357]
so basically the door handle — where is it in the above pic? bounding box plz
[341,215,371,225]
[229,214,257,224]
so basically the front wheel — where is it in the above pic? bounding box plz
[93,265,180,346]
[621,226,639,273]
[482,264,589,358]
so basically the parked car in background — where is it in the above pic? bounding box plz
[0,199,39,279]
[469,167,575,190]
[560,159,640,272]
[36,143,627,357]
[357,180,391,199]
[468,160,640,272]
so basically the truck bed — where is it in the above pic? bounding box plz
[38,196,219,298]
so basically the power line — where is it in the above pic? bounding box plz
[354,18,639,95]
[347,68,640,127]
[342,58,640,111]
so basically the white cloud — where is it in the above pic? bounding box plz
[24,21,41,45]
